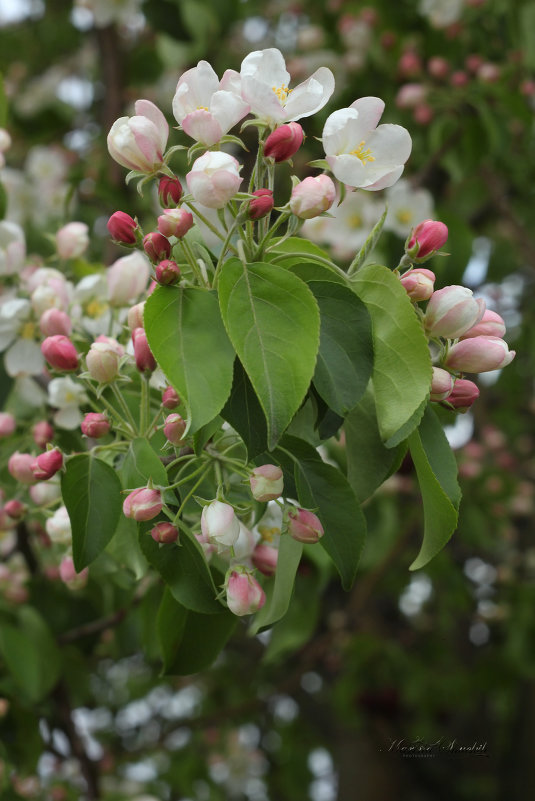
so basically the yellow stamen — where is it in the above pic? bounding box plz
[350,140,375,164]
[348,213,363,229]
[258,525,280,542]
[20,322,36,340]
[86,300,108,318]
[65,392,75,403]
[396,209,413,225]
[196,106,209,111]
[272,84,292,103]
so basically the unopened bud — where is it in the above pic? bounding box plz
[127,302,145,331]
[56,222,89,260]
[250,464,284,502]
[150,521,179,543]
[407,219,448,260]
[460,309,506,340]
[248,189,274,221]
[163,413,186,444]
[443,378,480,412]
[287,507,324,543]
[162,386,180,409]
[0,412,16,438]
[32,420,54,449]
[399,268,435,301]
[86,341,120,383]
[132,327,156,373]
[264,122,304,162]
[81,413,110,438]
[201,500,240,550]
[4,499,27,520]
[158,175,183,207]
[425,286,485,339]
[444,336,515,373]
[290,175,336,219]
[251,543,278,576]
[143,231,171,263]
[39,308,72,337]
[123,487,163,521]
[155,259,181,286]
[157,208,193,238]
[225,569,266,616]
[41,335,79,372]
[430,366,454,401]
[107,211,138,244]
[32,448,63,481]
[8,452,37,484]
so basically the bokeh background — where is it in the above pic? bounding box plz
[0,0,534,799]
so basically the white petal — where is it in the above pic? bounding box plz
[240,76,286,122]
[173,61,219,122]
[134,99,169,151]
[219,69,242,95]
[327,153,367,188]
[365,124,412,170]
[283,67,335,121]
[54,405,83,430]
[323,108,363,156]
[241,48,289,87]
[361,166,405,191]
[5,338,44,377]
[182,110,223,146]
[210,90,250,135]
[348,97,385,131]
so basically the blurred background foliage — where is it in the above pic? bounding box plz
[0,0,534,799]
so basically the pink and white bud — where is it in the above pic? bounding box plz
[287,507,324,544]
[251,543,278,576]
[107,99,169,174]
[32,448,63,481]
[248,189,274,221]
[59,556,88,588]
[107,211,138,244]
[264,122,304,162]
[81,413,110,438]
[157,208,193,238]
[225,569,266,616]
[86,341,121,383]
[46,506,72,545]
[30,480,61,506]
[163,413,186,444]
[250,464,284,502]
[107,251,150,306]
[428,56,450,79]
[395,83,427,109]
[290,175,336,219]
[95,335,124,356]
[39,308,72,337]
[460,309,506,340]
[155,259,181,286]
[41,335,79,372]
[123,487,163,521]
[0,412,16,437]
[444,336,516,373]
[430,367,455,401]
[4,500,27,520]
[398,49,422,77]
[127,302,145,331]
[55,222,89,260]
[399,268,436,301]
[407,219,448,259]
[32,420,54,449]
[8,452,37,484]
[201,500,240,550]
[425,286,485,339]
[158,175,183,207]
[413,104,434,125]
[162,386,181,409]
[132,327,156,373]
[143,232,171,263]
[186,151,243,209]
[150,521,179,543]
[443,378,480,412]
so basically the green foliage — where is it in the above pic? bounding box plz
[249,535,303,635]
[0,608,60,703]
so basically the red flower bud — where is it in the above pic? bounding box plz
[407,219,448,259]
[264,122,304,162]
[32,421,54,449]
[163,413,186,444]
[32,448,63,481]
[248,189,274,221]
[143,232,171,263]
[81,413,110,438]
[158,175,183,207]
[123,487,163,521]
[132,327,156,373]
[443,378,480,412]
[150,521,179,543]
[0,412,16,437]
[39,308,72,337]
[41,335,79,372]
[8,452,36,484]
[251,543,278,576]
[107,211,138,244]
[157,209,193,238]
[155,259,181,286]
[4,499,27,520]
[287,507,324,544]
[162,386,180,409]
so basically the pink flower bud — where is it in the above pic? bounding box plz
[123,487,163,521]
[290,175,336,219]
[264,122,304,162]
[59,557,88,588]
[32,420,54,449]
[81,413,110,438]
[250,464,284,502]
[39,308,72,337]
[251,543,278,576]
[425,286,485,339]
[226,569,266,616]
[41,335,79,372]
[460,309,506,340]
[150,521,179,543]
[155,259,181,286]
[0,412,16,437]
[287,507,324,544]
[163,413,186,444]
[55,222,89,260]
[477,62,500,83]
[132,327,156,373]
[158,175,183,207]
[143,232,171,263]
[127,302,145,331]
[408,220,448,259]
[107,252,150,306]
[427,56,450,79]
[450,70,469,87]
[444,336,516,373]
[4,500,27,520]
[107,99,168,174]
[86,341,120,383]
[95,335,124,356]
[395,83,427,109]
[443,378,480,411]
[201,500,240,550]
[32,448,63,481]
[398,50,422,77]
[248,189,274,221]
[107,211,138,244]
[157,208,193,238]
[399,268,435,301]
[162,386,181,409]
[8,452,37,484]
[186,151,243,209]
[430,367,454,401]
[413,104,434,125]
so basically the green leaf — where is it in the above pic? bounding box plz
[352,263,432,444]
[221,359,269,458]
[144,286,235,435]
[157,588,237,675]
[0,182,7,221]
[139,525,224,614]
[192,415,223,456]
[345,385,406,503]
[309,281,373,415]
[408,406,461,570]
[62,454,123,571]
[248,535,303,635]
[264,570,321,664]
[106,516,148,579]
[122,437,167,488]
[348,206,387,275]
[276,436,366,589]
[218,259,320,449]
[0,608,61,702]
[0,74,7,128]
